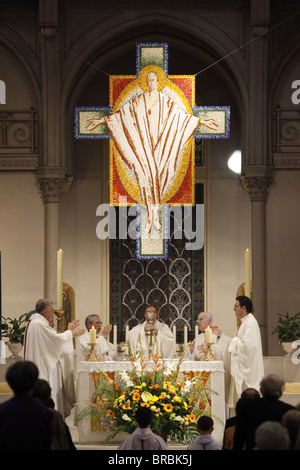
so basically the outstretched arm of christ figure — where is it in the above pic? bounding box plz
[86,116,106,130]
[86,116,219,132]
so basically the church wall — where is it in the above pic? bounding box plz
[0,172,44,317]
[266,171,300,355]
[208,146,251,338]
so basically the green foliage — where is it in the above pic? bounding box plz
[0,311,35,344]
[272,312,300,343]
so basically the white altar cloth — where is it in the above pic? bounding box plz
[76,360,225,445]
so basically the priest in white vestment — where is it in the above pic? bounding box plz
[188,311,231,402]
[86,67,218,232]
[24,299,85,417]
[128,305,175,359]
[76,314,117,372]
[213,296,264,410]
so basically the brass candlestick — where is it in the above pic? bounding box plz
[85,343,101,362]
[200,342,217,361]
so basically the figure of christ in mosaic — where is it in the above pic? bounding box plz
[86,65,218,233]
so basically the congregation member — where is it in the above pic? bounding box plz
[128,305,175,359]
[233,374,296,450]
[281,409,300,449]
[212,295,264,411]
[118,406,168,450]
[76,314,117,370]
[31,378,77,450]
[222,387,260,450]
[24,298,85,417]
[254,421,290,450]
[0,361,53,450]
[187,416,222,450]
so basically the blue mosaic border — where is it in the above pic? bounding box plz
[136,42,169,76]
[74,106,112,139]
[193,106,230,139]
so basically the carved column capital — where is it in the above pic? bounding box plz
[242,175,273,202]
[39,177,65,203]
[240,165,274,202]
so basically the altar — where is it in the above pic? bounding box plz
[76,360,225,446]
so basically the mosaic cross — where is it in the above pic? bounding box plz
[75,43,230,259]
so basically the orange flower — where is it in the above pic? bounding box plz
[163,403,173,413]
[132,394,140,401]
[107,409,115,417]
[122,401,130,410]
[141,402,150,408]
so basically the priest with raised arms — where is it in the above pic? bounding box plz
[128,305,175,359]
[76,314,117,371]
[24,298,85,417]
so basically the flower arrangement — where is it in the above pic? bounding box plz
[76,350,216,444]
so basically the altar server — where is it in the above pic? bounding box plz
[24,298,85,417]
[76,314,117,370]
[127,305,175,359]
[118,406,168,450]
[213,296,264,410]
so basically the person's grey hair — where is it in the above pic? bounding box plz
[35,299,52,313]
[260,374,285,399]
[199,312,213,322]
[255,421,290,450]
[85,314,100,330]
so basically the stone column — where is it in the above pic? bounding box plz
[39,177,65,303]
[241,1,273,354]
[242,167,273,353]
[38,1,67,303]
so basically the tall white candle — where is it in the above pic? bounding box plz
[56,249,63,310]
[90,325,96,344]
[184,325,188,345]
[244,248,251,298]
[195,325,198,338]
[113,324,117,347]
[173,325,176,353]
[205,326,212,343]
[125,325,129,342]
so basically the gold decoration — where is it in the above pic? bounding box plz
[85,343,101,362]
[200,343,217,361]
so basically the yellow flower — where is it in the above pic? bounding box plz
[189,413,197,423]
[172,395,182,403]
[183,401,188,410]
[118,395,126,402]
[141,391,153,402]
[163,403,173,413]
[168,386,177,395]
[148,395,159,405]
[159,392,168,400]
